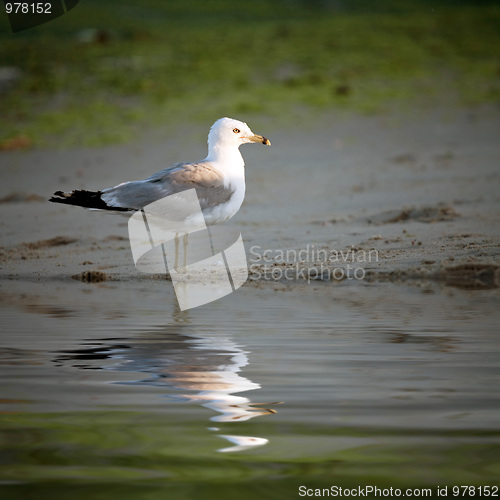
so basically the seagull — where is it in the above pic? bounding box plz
[49,117,271,227]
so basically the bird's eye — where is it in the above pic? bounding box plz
[233,128,240,134]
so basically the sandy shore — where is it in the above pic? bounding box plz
[0,105,499,291]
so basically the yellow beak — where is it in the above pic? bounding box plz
[249,134,271,145]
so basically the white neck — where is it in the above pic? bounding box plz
[203,138,247,213]
[205,143,245,175]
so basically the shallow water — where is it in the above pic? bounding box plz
[1,279,499,499]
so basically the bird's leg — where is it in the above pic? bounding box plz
[206,225,215,255]
[182,233,189,271]
[174,232,180,270]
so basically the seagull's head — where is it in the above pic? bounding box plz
[208,117,271,150]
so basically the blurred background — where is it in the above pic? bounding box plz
[1,0,499,149]
[1,3,500,499]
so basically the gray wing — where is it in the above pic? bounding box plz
[101,162,234,211]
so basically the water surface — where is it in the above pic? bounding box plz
[1,279,499,499]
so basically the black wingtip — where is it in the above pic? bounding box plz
[48,189,129,211]
[49,191,66,203]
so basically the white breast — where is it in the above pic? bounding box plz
[202,175,245,226]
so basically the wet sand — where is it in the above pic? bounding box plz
[0,105,499,289]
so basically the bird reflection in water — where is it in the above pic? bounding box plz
[53,326,280,452]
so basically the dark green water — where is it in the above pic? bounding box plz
[1,279,499,499]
